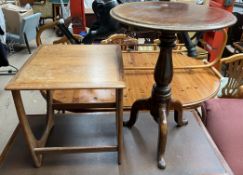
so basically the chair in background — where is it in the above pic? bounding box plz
[202,53,243,175]
[233,32,243,53]
[17,0,53,25]
[1,3,33,35]
[227,12,243,47]
[223,12,243,56]
[101,34,161,51]
[4,12,41,54]
[101,33,138,51]
[31,0,53,25]
[36,20,82,46]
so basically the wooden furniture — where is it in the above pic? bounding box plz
[45,51,220,111]
[5,45,125,167]
[36,20,222,169]
[233,42,243,53]
[36,21,82,46]
[101,33,161,51]
[49,0,69,20]
[101,34,139,51]
[32,0,53,25]
[123,52,221,107]
[233,33,243,53]
[202,53,243,175]
[110,1,236,169]
[35,28,220,113]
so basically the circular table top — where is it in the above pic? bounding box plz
[110,1,237,32]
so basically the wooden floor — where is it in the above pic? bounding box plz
[0,111,229,175]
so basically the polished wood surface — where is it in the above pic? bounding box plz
[110,1,237,31]
[5,45,125,90]
[111,1,235,168]
[124,52,220,108]
[50,52,220,109]
[5,45,125,167]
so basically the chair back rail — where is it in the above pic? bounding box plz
[36,21,82,46]
[220,53,243,98]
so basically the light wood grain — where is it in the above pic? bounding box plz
[48,51,220,109]
[123,52,220,108]
[7,44,125,167]
[5,45,125,90]
[220,53,243,98]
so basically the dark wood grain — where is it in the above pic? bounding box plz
[111,1,236,169]
[110,1,237,31]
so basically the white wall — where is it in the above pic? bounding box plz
[84,0,93,8]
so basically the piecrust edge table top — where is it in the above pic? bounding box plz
[110,1,237,32]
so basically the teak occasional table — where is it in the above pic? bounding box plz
[110,1,236,169]
[5,45,125,167]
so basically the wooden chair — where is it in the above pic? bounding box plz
[36,21,82,46]
[233,32,243,53]
[101,33,138,51]
[202,53,243,175]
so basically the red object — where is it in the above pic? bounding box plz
[203,98,243,175]
[70,0,86,34]
[203,0,234,62]
[209,0,234,12]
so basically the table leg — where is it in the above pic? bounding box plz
[124,31,187,169]
[157,104,168,169]
[116,89,123,164]
[123,98,150,128]
[171,99,188,127]
[12,90,55,167]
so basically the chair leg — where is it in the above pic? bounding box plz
[24,33,31,54]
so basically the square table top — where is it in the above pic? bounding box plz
[5,45,125,90]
